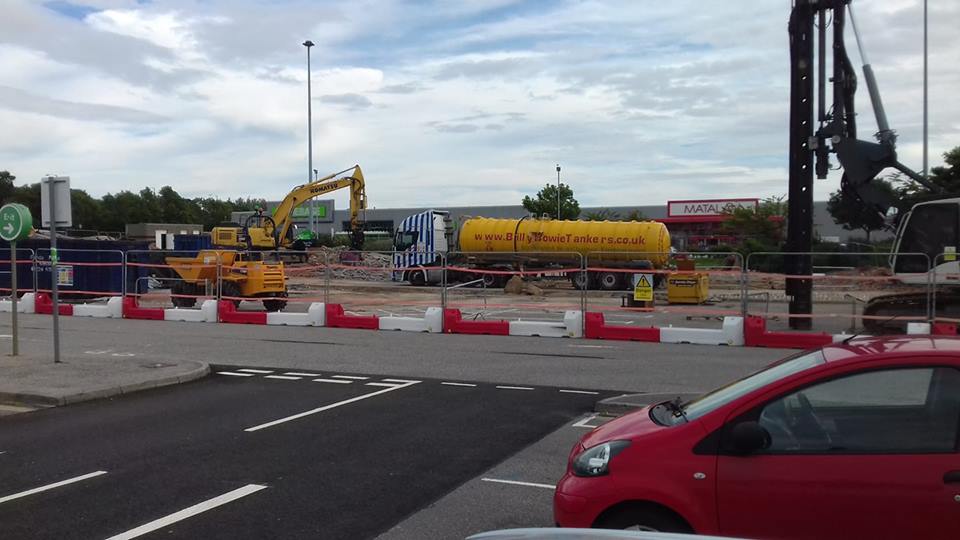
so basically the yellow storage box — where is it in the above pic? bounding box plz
[667,273,708,304]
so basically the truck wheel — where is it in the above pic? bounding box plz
[598,272,623,291]
[262,299,287,312]
[409,270,427,286]
[220,281,242,308]
[569,271,592,290]
[171,282,197,308]
[482,273,506,288]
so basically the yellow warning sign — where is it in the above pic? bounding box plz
[946,246,957,262]
[633,273,654,302]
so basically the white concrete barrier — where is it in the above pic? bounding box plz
[0,293,36,314]
[164,300,218,323]
[660,317,745,346]
[266,303,327,327]
[508,311,583,338]
[379,307,443,333]
[74,297,123,318]
[907,322,932,335]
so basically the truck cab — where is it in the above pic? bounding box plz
[392,210,450,284]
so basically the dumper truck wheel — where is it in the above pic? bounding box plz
[262,294,288,313]
[220,281,242,308]
[569,271,593,290]
[171,282,197,308]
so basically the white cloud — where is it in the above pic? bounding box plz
[0,0,956,213]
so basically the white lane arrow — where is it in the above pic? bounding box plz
[2,223,13,235]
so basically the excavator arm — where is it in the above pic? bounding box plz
[271,165,368,250]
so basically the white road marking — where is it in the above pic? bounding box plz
[104,484,267,540]
[559,389,600,395]
[568,344,615,349]
[265,375,301,381]
[312,378,352,384]
[365,382,400,387]
[245,381,420,432]
[441,382,477,387]
[237,368,273,374]
[496,385,534,391]
[331,375,369,380]
[382,378,421,384]
[481,478,555,490]
[0,470,108,505]
[283,372,323,377]
[573,414,601,428]
[217,371,255,377]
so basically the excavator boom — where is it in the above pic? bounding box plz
[272,165,368,249]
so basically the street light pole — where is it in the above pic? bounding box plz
[556,164,561,220]
[922,0,929,179]
[303,40,315,237]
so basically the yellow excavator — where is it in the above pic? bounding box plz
[212,164,368,251]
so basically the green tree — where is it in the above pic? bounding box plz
[582,209,621,221]
[893,146,960,211]
[0,171,16,203]
[826,178,896,241]
[721,196,787,255]
[522,182,580,220]
[623,209,648,221]
[70,189,103,231]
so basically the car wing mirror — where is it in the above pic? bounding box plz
[730,421,771,455]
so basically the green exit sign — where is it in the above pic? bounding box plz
[273,206,327,219]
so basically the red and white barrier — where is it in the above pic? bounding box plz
[266,303,326,326]
[73,297,123,318]
[0,293,36,314]
[443,309,510,335]
[379,307,443,333]
[165,300,218,323]
[508,311,583,338]
[661,317,744,346]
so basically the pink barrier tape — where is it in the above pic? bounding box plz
[586,266,740,276]
[32,261,123,268]
[445,266,582,276]
[747,271,927,282]
[125,262,218,269]
[35,288,122,297]
[748,310,929,322]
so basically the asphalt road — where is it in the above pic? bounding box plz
[0,367,612,540]
[2,314,786,393]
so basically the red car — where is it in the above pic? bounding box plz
[555,336,960,539]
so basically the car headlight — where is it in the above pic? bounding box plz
[572,440,631,477]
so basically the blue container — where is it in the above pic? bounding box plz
[174,234,212,251]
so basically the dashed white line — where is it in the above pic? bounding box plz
[217,371,254,377]
[283,372,323,377]
[245,381,420,432]
[382,378,421,384]
[312,378,353,384]
[0,471,108,505]
[236,369,273,374]
[481,478,555,490]
[104,484,267,540]
[264,375,301,381]
[365,382,400,387]
[441,382,477,387]
[496,385,535,391]
[331,375,369,380]
[559,389,600,395]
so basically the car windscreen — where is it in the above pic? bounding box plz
[677,349,826,423]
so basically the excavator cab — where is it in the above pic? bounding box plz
[891,199,960,279]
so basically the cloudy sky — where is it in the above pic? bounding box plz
[0,0,957,210]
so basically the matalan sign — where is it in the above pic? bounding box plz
[667,199,758,218]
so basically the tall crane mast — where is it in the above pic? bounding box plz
[785,0,940,329]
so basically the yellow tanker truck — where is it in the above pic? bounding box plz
[392,210,671,290]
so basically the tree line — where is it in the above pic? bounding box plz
[0,171,266,234]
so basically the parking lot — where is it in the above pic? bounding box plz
[0,314,784,538]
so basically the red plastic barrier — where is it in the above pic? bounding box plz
[35,293,74,316]
[443,309,509,336]
[584,312,660,342]
[325,303,379,330]
[218,300,267,325]
[744,316,832,349]
[933,323,958,336]
[122,296,164,320]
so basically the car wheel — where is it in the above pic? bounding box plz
[595,506,692,533]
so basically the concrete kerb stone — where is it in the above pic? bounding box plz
[0,361,210,408]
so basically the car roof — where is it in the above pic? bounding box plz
[820,336,960,364]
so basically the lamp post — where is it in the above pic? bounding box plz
[556,164,562,220]
[923,0,928,180]
[303,40,315,236]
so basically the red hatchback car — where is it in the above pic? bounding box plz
[555,336,960,539]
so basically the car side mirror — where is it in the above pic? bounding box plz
[730,421,771,455]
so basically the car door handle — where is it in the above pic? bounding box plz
[943,471,960,484]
